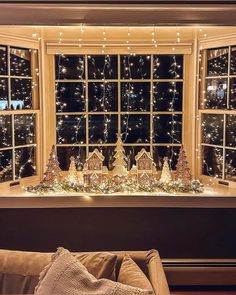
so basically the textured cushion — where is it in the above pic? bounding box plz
[34,247,153,295]
[0,249,117,294]
[118,254,154,292]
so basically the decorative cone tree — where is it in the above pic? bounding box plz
[112,134,127,177]
[159,157,172,184]
[176,145,192,185]
[42,145,62,185]
[66,156,78,185]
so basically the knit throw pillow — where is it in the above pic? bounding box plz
[34,248,153,295]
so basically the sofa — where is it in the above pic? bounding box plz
[0,249,170,295]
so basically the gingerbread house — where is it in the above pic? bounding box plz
[83,149,105,186]
[135,149,154,185]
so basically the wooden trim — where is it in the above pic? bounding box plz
[163,259,236,287]
[46,43,192,55]
[0,33,39,49]
[199,34,236,50]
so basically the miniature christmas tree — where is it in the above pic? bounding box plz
[159,157,172,184]
[65,156,78,185]
[112,134,127,176]
[42,145,62,185]
[176,145,192,185]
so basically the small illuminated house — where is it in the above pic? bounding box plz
[83,149,104,186]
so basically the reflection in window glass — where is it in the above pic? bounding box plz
[0,45,7,75]
[89,115,118,144]
[0,78,8,110]
[121,114,150,143]
[153,82,182,112]
[11,78,32,109]
[55,55,85,80]
[202,114,224,145]
[56,82,86,112]
[15,146,36,179]
[0,115,12,148]
[0,150,13,183]
[88,55,118,79]
[153,114,182,144]
[88,82,118,112]
[229,78,236,109]
[205,78,227,109]
[153,55,183,79]
[14,114,36,146]
[230,46,236,75]
[207,47,228,77]
[57,146,86,171]
[226,115,236,147]
[202,146,223,178]
[153,146,180,170]
[57,115,86,144]
[121,55,151,79]
[121,82,150,111]
[10,47,31,77]
[225,149,236,181]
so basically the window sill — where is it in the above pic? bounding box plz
[0,184,236,208]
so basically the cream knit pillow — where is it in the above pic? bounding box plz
[34,248,153,295]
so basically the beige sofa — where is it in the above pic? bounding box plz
[0,249,170,295]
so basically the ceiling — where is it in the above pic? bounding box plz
[0,2,236,25]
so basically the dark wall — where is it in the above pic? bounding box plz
[1,207,236,258]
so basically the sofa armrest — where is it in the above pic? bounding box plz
[146,250,170,295]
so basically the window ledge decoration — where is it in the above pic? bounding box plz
[26,134,204,195]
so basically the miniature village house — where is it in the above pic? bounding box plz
[83,149,105,186]
[135,149,155,185]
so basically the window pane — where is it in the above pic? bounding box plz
[125,146,150,171]
[88,82,118,112]
[202,114,223,145]
[0,149,13,182]
[15,146,36,179]
[88,55,118,79]
[207,47,228,77]
[57,146,86,171]
[55,55,85,80]
[89,115,118,144]
[10,47,31,77]
[0,78,9,110]
[56,115,86,144]
[121,82,150,111]
[121,54,151,79]
[121,114,150,143]
[0,115,12,148]
[11,78,32,109]
[153,146,180,170]
[226,115,236,147]
[153,82,183,112]
[229,78,236,109]
[205,78,227,109]
[56,82,86,112]
[14,114,36,146]
[202,146,223,178]
[153,114,182,144]
[230,46,236,75]
[0,45,7,75]
[153,55,183,79]
[89,146,115,169]
[225,149,236,181]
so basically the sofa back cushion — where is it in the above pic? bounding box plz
[117,254,154,292]
[34,247,153,295]
[0,249,117,294]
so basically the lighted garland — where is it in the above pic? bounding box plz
[26,178,203,195]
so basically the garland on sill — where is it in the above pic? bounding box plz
[26,135,204,195]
